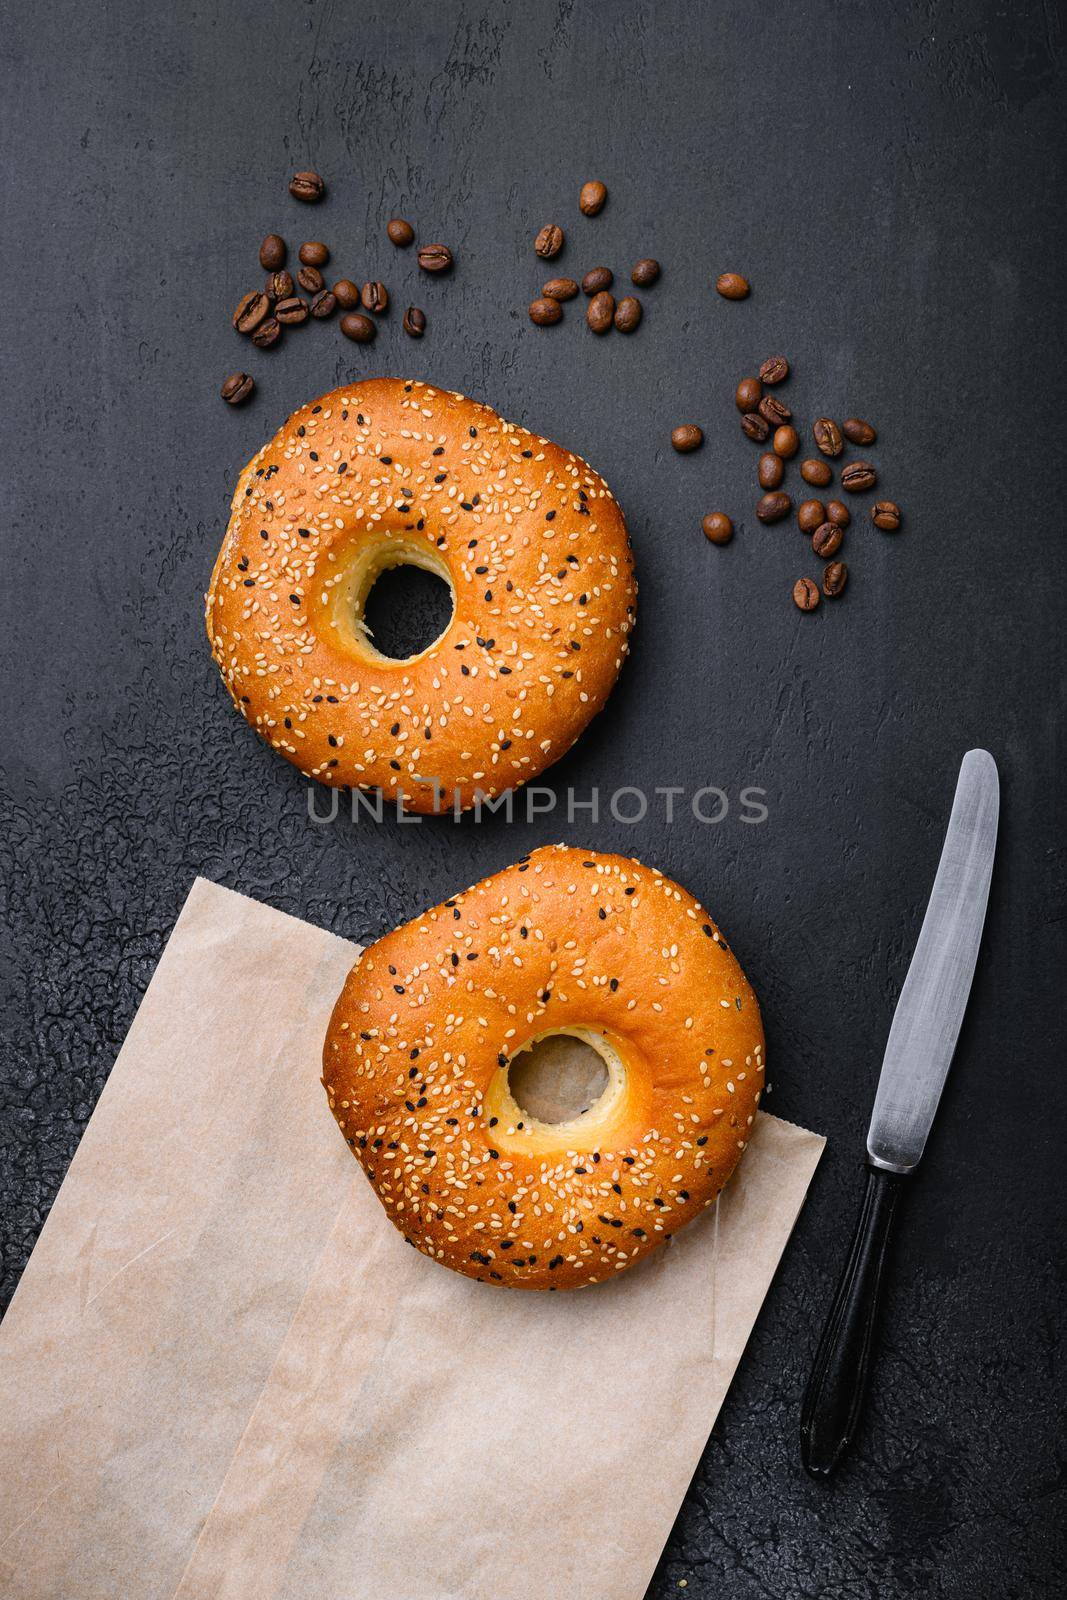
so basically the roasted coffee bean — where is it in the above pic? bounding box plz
[289,170,325,203]
[542,277,579,301]
[813,417,843,457]
[251,316,282,348]
[387,217,415,247]
[587,291,615,334]
[759,355,789,385]
[812,522,843,558]
[220,371,254,405]
[797,499,827,534]
[826,499,851,528]
[403,305,427,338]
[534,224,565,259]
[631,258,660,286]
[582,266,613,294]
[266,270,294,301]
[299,240,329,267]
[800,457,832,487]
[361,280,389,313]
[297,265,324,293]
[417,243,453,273]
[793,576,821,611]
[310,290,336,319]
[671,424,704,453]
[741,412,770,443]
[529,296,563,326]
[773,425,799,459]
[758,394,791,426]
[757,492,792,523]
[274,296,309,325]
[843,417,877,445]
[614,296,642,333]
[735,377,762,413]
[716,272,750,300]
[579,180,607,216]
[872,499,901,530]
[841,460,877,492]
[702,512,734,545]
[259,233,286,271]
[823,561,848,598]
[758,452,784,490]
[332,278,361,309]
[233,290,270,334]
[339,311,376,343]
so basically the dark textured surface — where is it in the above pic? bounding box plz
[1,3,1065,1594]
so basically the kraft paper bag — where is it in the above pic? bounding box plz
[0,877,825,1600]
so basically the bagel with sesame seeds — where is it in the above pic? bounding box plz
[206,378,636,811]
[322,845,765,1289]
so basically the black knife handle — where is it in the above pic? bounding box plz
[800,1163,905,1478]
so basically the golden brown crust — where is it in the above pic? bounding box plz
[322,846,765,1289]
[206,379,636,812]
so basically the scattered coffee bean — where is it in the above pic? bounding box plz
[793,576,821,611]
[614,296,642,333]
[332,278,361,309]
[813,417,843,457]
[672,424,704,453]
[823,561,848,598]
[841,460,877,492]
[716,272,750,300]
[534,224,565,259]
[266,270,294,301]
[800,457,832,487]
[579,180,608,216]
[871,499,901,530]
[735,377,762,413]
[403,305,427,338]
[251,316,282,348]
[387,217,415,247]
[297,265,324,293]
[773,425,799,459]
[529,296,563,326]
[826,499,851,528]
[797,498,827,534]
[299,240,329,267]
[702,512,734,545]
[542,277,579,301]
[812,522,843,558]
[233,290,270,334]
[631,258,660,286]
[759,356,789,385]
[259,234,286,271]
[757,492,792,523]
[361,280,389,313]
[587,291,615,335]
[310,290,336,319]
[417,243,453,273]
[741,412,770,443]
[758,394,791,426]
[221,371,254,405]
[843,417,877,445]
[582,266,613,294]
[289,170,325,203]
[339,311,376,343]
[274,296,309,325]
[758,452,785,490]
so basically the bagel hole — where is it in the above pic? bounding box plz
[360,563,453,660]
[507,1035,610,1125]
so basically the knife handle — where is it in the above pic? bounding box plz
[800,1164,905,1478]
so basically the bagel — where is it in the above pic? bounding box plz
[206,378,636,812]
[322,846,765,1289]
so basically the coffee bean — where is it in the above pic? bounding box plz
[841,460,877,492]
[289,170,325,203]
[671,424,704,453]
[793,576,821,611]
[843,417,877,445]
[332,278,361,309]
[587,291,615,334]
[534,224,565,259]
[220,371,254,405]
[579,180,607,216]
[759,356,789,385]
[735,377,762,413]
[812,522,843,558]
[702,512,734,545]
[871,499,901,530]
[266,270,294,301]
[716,272,750,300]
[339,311,376,343]
[758,394,791,426]
[813,418,843,457]
[800,457,832,487]
[417,243,453,273]
[614,296,642,333]
[757,492,792,523]
[826,500,851,528]
[741,412,770,443]
[403,305,427,338]
[582,267,613,294]
[233,290,270,334]
[542,277,579,301]
[274,296,309,325]
[310,290,336,319]
[297,265,324,293]
[758,452,784,490]
[251,316,282,348]
[299,240,329,267]
[259,234,286,271]
[823,561,848,598]
[361,281,389,313]
[631,258,660,286]
[387,217,415,247]
[529,296,563,326]
[797,498,826,534]
[773,425,799,459]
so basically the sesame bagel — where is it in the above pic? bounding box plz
[206,379,636,812]
[322,846,765,1289]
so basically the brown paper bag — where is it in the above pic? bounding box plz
[0,878,824,1600]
